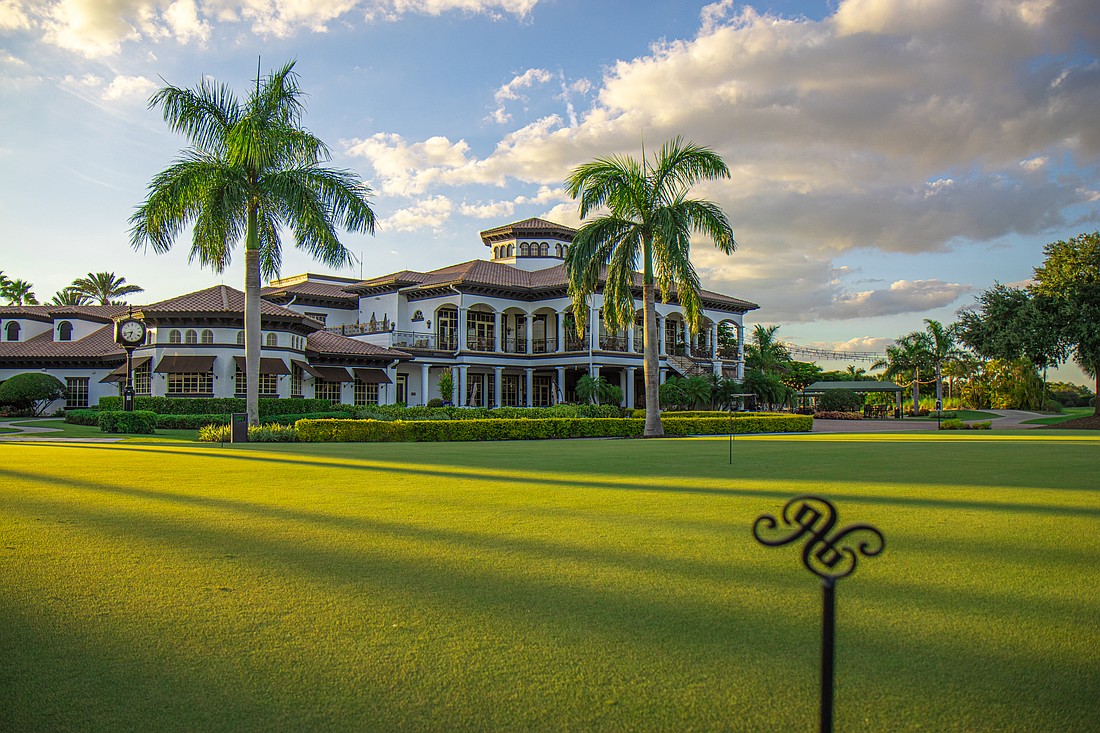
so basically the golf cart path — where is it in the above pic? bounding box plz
[811,409,1046,433]
[0,418,124,442]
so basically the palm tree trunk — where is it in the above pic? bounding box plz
[642,283,663,437]
[245,209,261,427]
[912,368,920,415]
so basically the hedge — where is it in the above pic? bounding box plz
[629,410,785,419]
[66,409,338,430]
[295,415,812,442]
[98,410,158,434]
[940,419,993,430]
[96,396,341,416]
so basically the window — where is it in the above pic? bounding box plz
[236,331,245,345]
[185,330,198,344]
[65,377,89,408]
[235,363,278,396]
[506,244,514,257]
[57,321,73,341]
[540,242,549,256]
[133,360,151,395]
[466,311,495,351]
[167,372,213,395]
[502,375,520,407]
[354,381,379,406]
[201,329,214,344]
[555,243,563,257]
[519,242,529,256]
[169,329,182,344]
[534,376,554,407]
[314,380,341,403]
[5,321,20,341]
[305,312,327,325]
[437,307,458,350]
[265,333,278,347]
[290,364,303,398]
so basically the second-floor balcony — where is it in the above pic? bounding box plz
[391,331,457,351]
[598,335,631,352]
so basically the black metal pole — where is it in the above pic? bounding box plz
[821,577,836,733]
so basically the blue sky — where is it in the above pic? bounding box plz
[2,0,1098,381]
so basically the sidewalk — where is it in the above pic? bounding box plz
[811,409,1047,433]
[0,418,124,442]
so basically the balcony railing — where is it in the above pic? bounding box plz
[532,338,557,354]
[328,323,393,336]
[503,337,527,354]
[718,347,741,360]
[391,331,456,351]
[466,336,496,352]
[690,344,713,360]
[564,334,588,351]
[598,335,631,352]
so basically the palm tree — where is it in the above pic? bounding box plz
[565,138,735,437]
[5,279,37,305]
[130,60,376,425]
[0,271,10,299]
[51,287,91,306]
[921,319,966,409]
[843,365,867,380]
[745,324,791,375]
[71,272,144,305]
[872,332,932,414]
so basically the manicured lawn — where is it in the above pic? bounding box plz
[1,433,1097,732]
[924,409,1000,421]
[1022,407,1094,425]
[3,419,199,442]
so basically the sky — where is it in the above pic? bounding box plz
[1,0,1098,382]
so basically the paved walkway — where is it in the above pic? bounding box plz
[811,409,1047,433]
[0,418,124,442]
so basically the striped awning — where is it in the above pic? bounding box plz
[99,356,151,383]
[233,356,290,375]
[153,355,215,373]
[354,368,392,384]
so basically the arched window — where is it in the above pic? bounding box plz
[555,243,563,257]
[185,329,198,344]
[57,321,73,341]
[4,322,20,341]
[169,329,182,344]
[540,242,549,256]
[266,333,278,347]
[201,329,214,344]
[236,331,245,345]
[519,243,529,256]
[506,244,514,257]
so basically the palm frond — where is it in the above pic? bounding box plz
[150,78,239,153]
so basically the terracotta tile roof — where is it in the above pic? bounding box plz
[260,280,358,303]
[138,285,324,327]
[0,304,127,323]
[348,270,431,292]
[305,329,410,360]
[0,324,124,362]
[479,218,577,243]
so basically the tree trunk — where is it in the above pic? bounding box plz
[642,282,663,437]
[1095,372,1099,417]
[912,368,920,415]
[244,209,261,427]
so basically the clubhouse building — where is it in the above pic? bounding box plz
[0,218,757,411]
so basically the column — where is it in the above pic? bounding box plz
[420,363,431,405]
[556,312,565,353]
[590,364,600,380]
[525,368,534,407]
[711,322,719,360]
[383,364,398,405]
[590,305,599,351]
[657,315,666,356]
[682,319,691,354]
[737,322,746,380]
[525,313,534,355]
[493,311,502,353]
[493,366,503,408]
[618,369,627,407]
[556,367,565,405]
[626,366,636,409]
[457,308,468,352]
[457,365,467,406]
[660,367,668,384]
[627,321,636,353]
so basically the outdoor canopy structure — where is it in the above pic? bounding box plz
[800,381,906,416]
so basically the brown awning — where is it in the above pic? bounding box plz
[153,355,216,373]
[100,356,151,383]
[354,368,392,384]
[233,356,290,375]
[309,366,353,382]
[291,359,325,379]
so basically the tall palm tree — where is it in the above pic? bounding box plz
[0,271,10,299]
[51,287,91,306]
[843,365,867,380]
[130,60,376,425]
[872,332,932,414]
[921,319,966,408]
[565,137,735,437]
[71,272,144,305]
[5,279,37,305]
[745,324,791,375]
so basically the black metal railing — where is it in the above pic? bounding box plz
[466,336,496,352]
[564,334,588,351]
[598,335,631,352]
[690,344,713,360]
[502,337,527,354]
[533,338,557,353]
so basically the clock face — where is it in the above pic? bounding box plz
[119,320,145,344]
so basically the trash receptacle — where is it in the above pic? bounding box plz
[230,412,249,443]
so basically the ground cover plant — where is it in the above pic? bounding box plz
[0,433,1097,732]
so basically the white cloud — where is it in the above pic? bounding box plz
[814,279,974,321]
[459,200,514,219]
[382,195,454,232]
[0,51,28,66]
[0,0,32,30]
[489,67,553,124]
[101,73,156,101]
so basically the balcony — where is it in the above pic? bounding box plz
[502,337,527,354]
[564,334,588,352]
[598,335,631,352]
[532,338,557,354]
[391,331,456,351]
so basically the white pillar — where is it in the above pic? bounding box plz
[660,367,668,384]
[737,322,746,380]
[458,365,468,406]
[682,319,690,354]
[556,366,565,404]
[493,366,503,408]
[556,312,565,353]
[525,313,534,355]
[590,305,599,351]
[591,364,600,380]
[458,308,468,352]
[627,321,636,353]
[525,368,534,407]
[658,315,666,356]
[626,366,636,408]
[493,311,502,353]
[711,322,718,360]
[420,363,431,405]
[384,364,398,405]
[618,369,627,407]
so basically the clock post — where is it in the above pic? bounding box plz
[115,311,147,413]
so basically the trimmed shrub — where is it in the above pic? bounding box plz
[814,411,862,420]
[64,409,100,426]
[295,414,812,442]
[197,422,298,442]
[940,419,993,430]
[96,396,339,416]
[0,373,67,416]
[630,410,783,419]
[818,389,863,412]
[197,424,230,442]
[98,410,158,434]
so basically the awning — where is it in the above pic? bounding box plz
[233,356,290,375]
[354,368,392,384]
[309,366,353,382]
[291,359,325,379]
[99,356,151,383]
[153,355,216,373]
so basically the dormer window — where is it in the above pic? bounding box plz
[4,322,19,341]
[57,321,73,341]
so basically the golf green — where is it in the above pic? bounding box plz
[1,433,1097,732]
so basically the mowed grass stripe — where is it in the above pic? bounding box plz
[1,434,1097,732]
